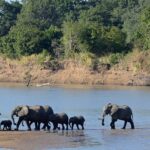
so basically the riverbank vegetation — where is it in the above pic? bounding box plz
[0,0,150,85]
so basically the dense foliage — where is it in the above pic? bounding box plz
[0,0,149,59]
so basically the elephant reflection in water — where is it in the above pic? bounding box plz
[100,103,135,129]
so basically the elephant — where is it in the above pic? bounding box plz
[49,112,69,130]
[69,116,85,130]
[11,105,54,130]
[0,120,12,130]
[101,103,134,129]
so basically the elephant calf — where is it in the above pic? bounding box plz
[101,103,135,129]
[49,113,69,130]
[69,116,85,130]
[0,120,12,131]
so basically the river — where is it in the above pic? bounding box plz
[0,84,150,150]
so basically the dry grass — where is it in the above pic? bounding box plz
[0,49,150,86]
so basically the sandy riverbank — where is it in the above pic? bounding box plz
[0,130,85,150]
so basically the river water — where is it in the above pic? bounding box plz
[0,84,150,150]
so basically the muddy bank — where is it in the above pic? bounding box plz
[0,130,86,150]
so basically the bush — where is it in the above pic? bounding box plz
[109,53,124,65]
[74,52,95,66]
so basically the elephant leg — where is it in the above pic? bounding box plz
[66,123,68,130]
[129,118,135,129]
[37,122,41,130]
[34,122,39,130]
[42,123,46,130]
[15,117,24,130]
[34,122,37,130]
[72,123,74,130]
[76,124,80,130]
[122,120,127,129]
[26,120,31,131]
[47,124,51,130]
[53,123,57,130]
[42,122,46,130]
[43,122,50,131]
[81,124,84,130]
[62,124,65,130]
[110,119,116,129]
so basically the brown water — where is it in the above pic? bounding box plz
[0,84,150,150]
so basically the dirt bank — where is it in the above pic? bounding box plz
[0,52,150,86]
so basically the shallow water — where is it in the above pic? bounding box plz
[0,84,150,150]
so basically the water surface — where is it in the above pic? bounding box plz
[0,84,150,150]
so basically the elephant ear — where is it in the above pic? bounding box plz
[110,104,119,116]
[18,106,29,117]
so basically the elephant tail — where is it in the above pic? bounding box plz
[131,113,134,120]
[130,110,134,122]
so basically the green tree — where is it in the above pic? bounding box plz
[0,0,22,36]
[135,6,150,49]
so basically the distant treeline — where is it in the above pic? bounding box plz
[0,0,149,59]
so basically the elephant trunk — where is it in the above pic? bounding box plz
[11,112,16,125]
[102,117,105,126]
[101,107,106,126]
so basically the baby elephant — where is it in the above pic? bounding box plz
[49,113,69,130]
[0,120,12,131]
[69,116,85,130]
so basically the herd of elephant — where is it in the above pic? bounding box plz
[0,105,85,131]
[0,103,135,131]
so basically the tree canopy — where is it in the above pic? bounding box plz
[0,0,149,58]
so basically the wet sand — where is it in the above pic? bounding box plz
[0,130,84,150]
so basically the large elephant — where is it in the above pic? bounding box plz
[101,103,134,129]
[49,112,68,130]
[69,116,85,130]
[11,105,54,130]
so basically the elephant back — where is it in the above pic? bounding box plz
[117,105,133,120]
[56,113,68,123]
[78,116,85,122]
[28,105,54,122]
[43,105,54,114]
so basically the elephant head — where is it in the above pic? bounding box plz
[11,105,29,125]
[101,103,118,126]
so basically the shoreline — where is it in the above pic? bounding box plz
[1,81,150,90]
[0,130,86,150]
